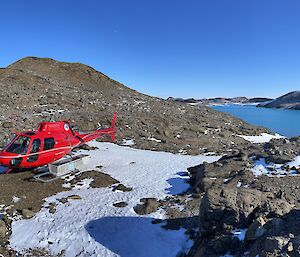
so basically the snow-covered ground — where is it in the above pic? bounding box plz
[9,142,220,257]
[238,133,284,143]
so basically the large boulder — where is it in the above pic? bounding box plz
[263,138,300,164]
[188,151,252,193]
[133,198,161,215]
[200,185,273,234]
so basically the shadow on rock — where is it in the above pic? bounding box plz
[165,171,190,195]
[85,216,196,257]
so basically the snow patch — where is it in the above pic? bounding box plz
[232,229,247,241]
[252,157,299,177]
[147,137,162,143]
[122,139,135,146]
[12,196,21,203]
[73,178,94,189]
[238,133,284,143]
[287,156,300,169]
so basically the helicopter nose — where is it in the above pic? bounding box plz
[0,157,9,167]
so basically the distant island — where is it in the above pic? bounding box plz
[168,91,300,110]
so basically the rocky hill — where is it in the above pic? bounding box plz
[0,57,266,155]
[258,91,300,110]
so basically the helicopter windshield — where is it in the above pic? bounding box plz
[6,135,31,154]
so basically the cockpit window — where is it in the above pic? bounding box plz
[27,139,41,162]
[44,138,55,150]
[30,139,41,153]
[6,136,31,154]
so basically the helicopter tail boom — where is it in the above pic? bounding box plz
[77,113,117,143]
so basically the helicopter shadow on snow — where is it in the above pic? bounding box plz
[85,215,197,257]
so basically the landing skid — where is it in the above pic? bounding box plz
[33,154,90,183]
[33,169,63,183]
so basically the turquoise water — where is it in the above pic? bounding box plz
[211,104,300,137]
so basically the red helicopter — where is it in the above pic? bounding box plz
[0,113,117,174]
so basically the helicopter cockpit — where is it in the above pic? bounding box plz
[5,135,31,154]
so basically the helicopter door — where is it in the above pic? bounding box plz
[27,139,41,162]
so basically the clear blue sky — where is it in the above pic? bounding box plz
[0,0,299,99]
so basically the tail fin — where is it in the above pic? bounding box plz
[110,112,118,141]
[111,112,118,130]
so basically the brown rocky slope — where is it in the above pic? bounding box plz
[0,57,266,154]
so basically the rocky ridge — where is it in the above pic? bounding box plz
[258,91,300,110]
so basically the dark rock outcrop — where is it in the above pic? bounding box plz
[189,137,300,257]
[200,186,271,234]
[133,198,161,215]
